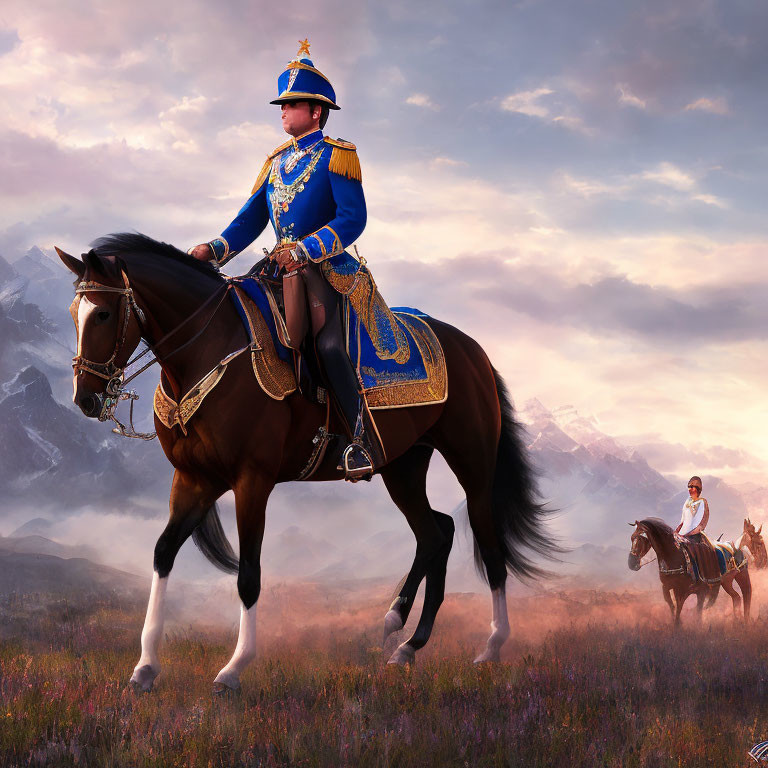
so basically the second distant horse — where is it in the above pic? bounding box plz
[628,518,751,625]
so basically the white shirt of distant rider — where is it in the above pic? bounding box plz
[678,496,708,537]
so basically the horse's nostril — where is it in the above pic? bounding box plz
[78,394,101,417]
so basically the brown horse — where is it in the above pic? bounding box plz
[628,518,751,625]
[57,233,554,693]
[742,518,767,569]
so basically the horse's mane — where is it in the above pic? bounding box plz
[638,518,673,537]
[90,233,223,281]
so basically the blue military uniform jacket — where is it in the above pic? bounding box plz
[219,128,366,285]
[218,127,410,364]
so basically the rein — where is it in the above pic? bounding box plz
[74,274,234,439]
[632,529,685,576]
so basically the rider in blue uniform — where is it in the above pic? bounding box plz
[190,41,382,481]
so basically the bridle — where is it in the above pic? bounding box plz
[73,273,146,385]
[629,528,658,570]
[72,271,234,439]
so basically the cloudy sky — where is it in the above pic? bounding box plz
[1,0,767,484]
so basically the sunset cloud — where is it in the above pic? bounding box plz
[500,88,554,118]
[684,97,729,115]
[617,84,647,109]
[405,93,438,110]
[641,162,696,191]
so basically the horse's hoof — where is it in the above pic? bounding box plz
[473,648,501,664]
[213,669,242,697]
[129,664,157,693]
[382,609,403,643]
[387,643,415,667]
[212,681,241,697]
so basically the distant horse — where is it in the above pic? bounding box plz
[628,519,751,625]
[742,518,767,569]
[57,234,554,693]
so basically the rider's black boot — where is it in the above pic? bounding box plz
[315,319,385,481]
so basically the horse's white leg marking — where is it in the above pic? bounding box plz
[130,572,168,691]
[383,606,404,642]
[473,586,510,663]
[387,641,416,666]
[214,604,258,691]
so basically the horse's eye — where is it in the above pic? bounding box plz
[96,309,111,324]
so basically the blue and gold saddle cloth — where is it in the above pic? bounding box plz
[232,273,447,410]
[712,540,747,575]
[347,304,447,409]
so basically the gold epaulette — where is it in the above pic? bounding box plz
[325,137,362,182]
[251,139,294,194]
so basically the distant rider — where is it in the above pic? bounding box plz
[674,475,709,543]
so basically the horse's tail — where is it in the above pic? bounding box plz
[474,367,562,582]
[192,503,239,574]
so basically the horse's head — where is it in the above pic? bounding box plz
[56,247,144,418]
[628,521,651,570]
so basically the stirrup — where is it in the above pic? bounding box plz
[339,442,374,482]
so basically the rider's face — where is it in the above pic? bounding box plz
[688,484,701,498]
[280,101,320,137]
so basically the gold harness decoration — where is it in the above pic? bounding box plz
[153,284,297,433]
[153,362,231,435]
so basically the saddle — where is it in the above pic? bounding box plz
[713,540,747,574]
[238,270,447,411]
[680,535,721,584]
[679,534,747,584]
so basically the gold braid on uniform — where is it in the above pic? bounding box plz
[251,139,293,194]
[325,138,362,182]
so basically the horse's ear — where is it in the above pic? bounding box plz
[83,249,106,276]
[758,524,762,535]
[55,246,85,279]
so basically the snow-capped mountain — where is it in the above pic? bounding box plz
[0,252,16,284]
[11,246,60,282]
[0,366,133,501]
[5,245,79,342]
[517,398,751,547]
[0,279,71,388]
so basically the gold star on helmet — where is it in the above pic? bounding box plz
[297,39,311,58]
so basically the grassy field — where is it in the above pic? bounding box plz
[1,583,768,767]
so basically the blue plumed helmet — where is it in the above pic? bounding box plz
[270,39,340,110]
